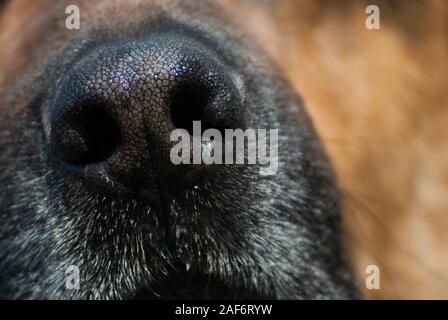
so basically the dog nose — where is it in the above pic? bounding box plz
[48,33,245,191]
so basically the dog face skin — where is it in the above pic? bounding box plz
[0,0,359,299]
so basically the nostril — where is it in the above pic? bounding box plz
[74,107,121,165]
[170,83,211,135]
[51,105,121,166]
[169,79,241,136]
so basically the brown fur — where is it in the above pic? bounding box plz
[1,0,447,299]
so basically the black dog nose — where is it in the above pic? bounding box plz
[49,33,245,190]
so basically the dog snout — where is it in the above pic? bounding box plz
[48,32,245,191]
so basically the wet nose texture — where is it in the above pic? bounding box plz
[49,32,245,193]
